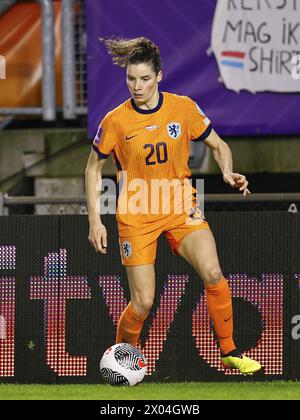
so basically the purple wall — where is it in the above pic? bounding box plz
[86,0,300,138]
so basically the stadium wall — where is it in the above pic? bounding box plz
[0,213,299,383]
[1,131,300,194]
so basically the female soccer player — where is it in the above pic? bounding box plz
[85,37,261,375]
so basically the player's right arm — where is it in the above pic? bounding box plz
[85,149,108,254]
[86,113,118,254]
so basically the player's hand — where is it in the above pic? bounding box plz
[223,172,250,196]
[88,222,108,254]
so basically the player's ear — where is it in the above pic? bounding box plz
[157,70,163,83]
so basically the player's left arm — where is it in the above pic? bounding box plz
[204,129,250,196]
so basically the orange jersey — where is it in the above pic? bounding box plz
[92,92,212,236]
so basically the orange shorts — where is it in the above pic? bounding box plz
[118,209,210,266]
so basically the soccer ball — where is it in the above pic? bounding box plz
[100,343,147,386]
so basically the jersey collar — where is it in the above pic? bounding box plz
[130,92,163,114]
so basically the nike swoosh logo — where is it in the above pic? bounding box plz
[225,315,233,322]
[125,135,138,140]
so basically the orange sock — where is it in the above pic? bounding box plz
[205,276,236,355]
[116,302,148,347]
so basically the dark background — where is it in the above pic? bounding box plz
[0,213,299,383]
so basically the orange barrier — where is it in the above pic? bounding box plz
[0,1,62,108]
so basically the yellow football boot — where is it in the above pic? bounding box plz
[221,351,262,376]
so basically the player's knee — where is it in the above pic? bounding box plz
[132,295,154,315]
[203,266,222,286]
[139,296,154,313]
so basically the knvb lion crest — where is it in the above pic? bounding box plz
[122,240,131,258]
[167,122,181,139]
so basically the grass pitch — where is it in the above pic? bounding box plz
[0,381,299,400]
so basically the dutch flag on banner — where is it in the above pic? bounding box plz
[220,51,246,69]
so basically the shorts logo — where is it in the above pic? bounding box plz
[186,208,206,225]
[122,240,131,258]
[167,122,181,139]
